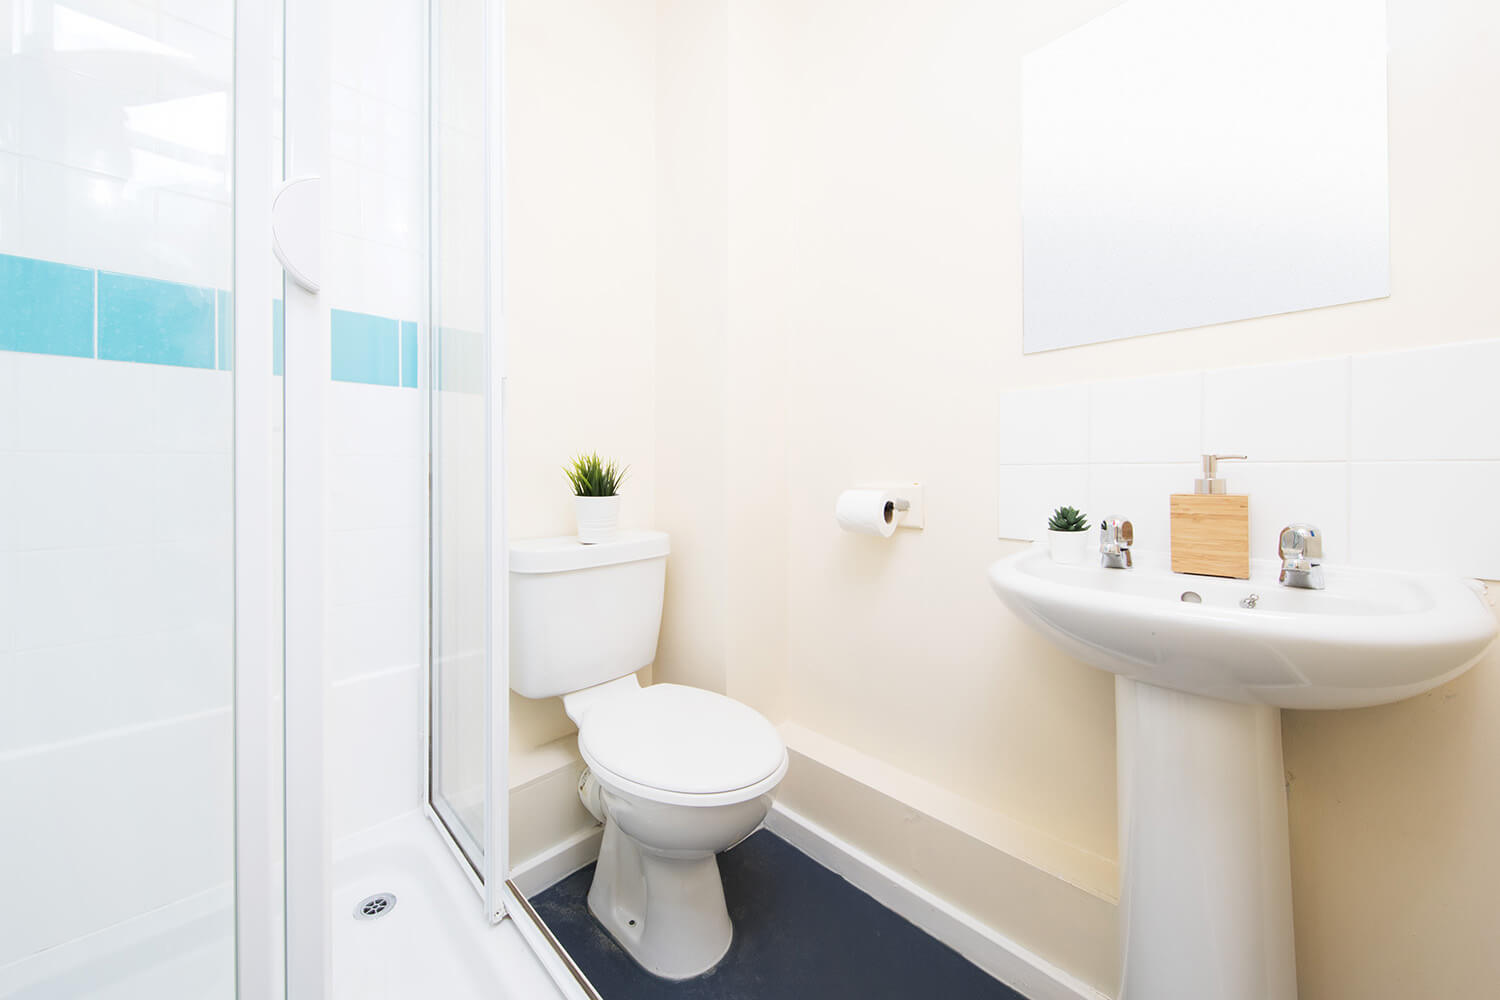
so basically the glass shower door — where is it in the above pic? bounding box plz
[0,0,242,993]
[428,0,491,878]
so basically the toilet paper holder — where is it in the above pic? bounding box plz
[884,498,911,523]
[835,483,925,535]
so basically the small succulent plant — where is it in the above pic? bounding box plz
[1047,505,1091,533]
[564,452,628,497]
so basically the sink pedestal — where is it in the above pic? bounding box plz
[1115,676,1297,1000]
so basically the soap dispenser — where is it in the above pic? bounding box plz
[1170,454,1250,579]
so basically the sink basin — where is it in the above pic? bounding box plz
[988,545,1495,709]
[987,544,1496,1000]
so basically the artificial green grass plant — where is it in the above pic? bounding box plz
[565,452,628,497]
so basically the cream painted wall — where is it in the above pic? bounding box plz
[511,0,1500,992]
[654,0,1500,995]
[504,0,658,752]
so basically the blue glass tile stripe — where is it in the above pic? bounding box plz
[0,253,95,358]
[1,254,420,386]
[216,289,233,371]
[399,320,418,388]
[330,308,400,386]
[97,271,216,369]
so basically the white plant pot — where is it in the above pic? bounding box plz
[574,495,622,544]
[1047,528,1091,566]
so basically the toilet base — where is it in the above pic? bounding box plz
[587,819,733,980]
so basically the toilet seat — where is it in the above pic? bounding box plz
[579,684,788,806]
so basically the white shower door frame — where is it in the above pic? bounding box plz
[233,1,593,997]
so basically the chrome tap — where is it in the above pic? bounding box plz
[1100,516,1133,569]
[1278,523,1324,590]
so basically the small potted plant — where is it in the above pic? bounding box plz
[1046,505,1092,565]
[565,452,628,544]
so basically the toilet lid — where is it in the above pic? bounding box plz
[580,684,786,795]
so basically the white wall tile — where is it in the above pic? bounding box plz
[996,465,1088,540]
[1087,463,1199,555]
[0,712,233,965]
[330,84,361,163]
[324,232,369,314]
[150,366,233,452]
[328,667,424,840]
[329,452,423,532]
[151,452,233,541]
[1203,357,1350,461]
[1233,462,1350,563]
[1351,340,1500,461]
[328,526,425,610]
[1349,462,1500,578]
[1,452,155,551]
[0,153,21,255]
[151,191,231,288]
[0,555,14,652]
[329,382,425,457]
[362,101,423,180]
[356,240,424,320]
[361,167,422,252]
[162,0,234,39]
[997,384,1089,464]
[1087,372,1202,463]
[8,354,153,453]
[151,538,235,634]
[19,158,157,276]
[328,156,363,238]
[8,546,155,651]
[0,60,18,153]
[158,14,233,90]
[0,625,230,753]
[19,65,143,179]
[327,598,423,685]
[0,352,14,454]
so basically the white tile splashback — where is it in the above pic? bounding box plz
[1203,357,1350,462]
[998,338,1500,579]
[1088,372,1202,463]
[1349,462,1500,579]
[1350,340,1500,461]
[996,465,1089,539]
[997,385,1089,465]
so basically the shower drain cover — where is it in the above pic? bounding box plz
[353,893,397,920]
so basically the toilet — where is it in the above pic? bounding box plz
[510,530,788,980]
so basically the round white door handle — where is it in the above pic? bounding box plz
[271,175,321,293]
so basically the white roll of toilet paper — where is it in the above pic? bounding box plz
[835,489,902,538]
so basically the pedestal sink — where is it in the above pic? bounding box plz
[987,546,1496,1000]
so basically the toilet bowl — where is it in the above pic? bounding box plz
[569,679,787,979]
[509,531,787,979]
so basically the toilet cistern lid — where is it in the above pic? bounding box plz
[580,684,785,795]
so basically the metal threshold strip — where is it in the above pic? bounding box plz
[504,880,605,1000]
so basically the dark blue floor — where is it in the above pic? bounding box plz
[529,830,1027,1000]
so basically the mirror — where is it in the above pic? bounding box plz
[1021,0,1390,353]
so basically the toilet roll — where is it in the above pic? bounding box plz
[835,489,902,538]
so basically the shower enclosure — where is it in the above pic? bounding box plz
[0,0,586,996]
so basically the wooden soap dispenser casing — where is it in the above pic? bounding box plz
[1170,454,1250,579]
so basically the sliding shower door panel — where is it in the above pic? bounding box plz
[281,0,331,996]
